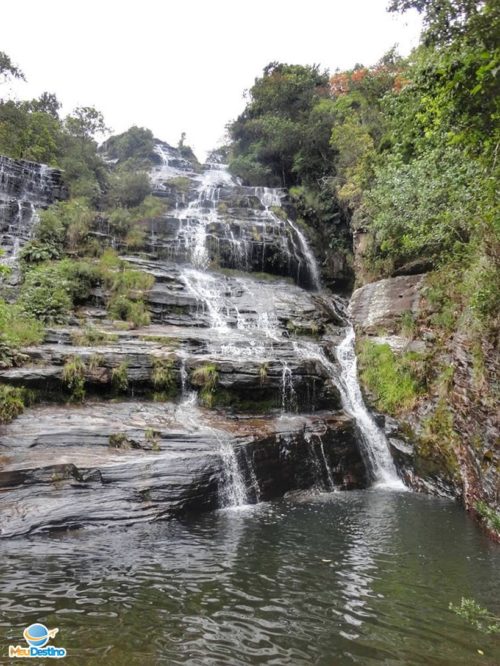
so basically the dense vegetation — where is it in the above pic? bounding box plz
[228,0,499,332]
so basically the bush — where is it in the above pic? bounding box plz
[357,340,424,413]
[108,295,150,328]
[19,239,61,264]
[151,357,176,395]
[0,299,44,346]
[0,385,26,423]
[19,264,72,324]
[475,501,500,534]
[62,356,86,402]
[191,364,219,407]
[111,361,128,392]
[107,171,152,208]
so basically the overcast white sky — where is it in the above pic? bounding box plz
[1,0,421,160]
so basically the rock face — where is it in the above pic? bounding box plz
[351,273,499,520]
[0,155,67,261]
[0,142,376,537]
[0,402,365,537]
[350,274,425,334]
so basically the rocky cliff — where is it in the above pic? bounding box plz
[0,155,67,262]
[0,142,372,537]
[350,274,499,537]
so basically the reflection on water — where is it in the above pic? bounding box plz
[0,491,499,665]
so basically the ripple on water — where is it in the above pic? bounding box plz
[0,492,499,666]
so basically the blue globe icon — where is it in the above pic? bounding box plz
[23,623,51,648]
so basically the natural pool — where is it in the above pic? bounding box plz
[1,490,499,665]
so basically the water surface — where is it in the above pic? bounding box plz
[1,490,499,665]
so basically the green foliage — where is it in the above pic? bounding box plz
[111,361,129,392]
[19,239,61,264]
[417,398,459,476]
[357,340,425,413]
[35,198,95,253]
[449,597,500,635]
[70,326,118,346]
[106,170,152,209]
[0,299,44,347]
[62,356,86,402]
[151,357,176,394]
[19,263,73,324]
[108,295,150,328]
[109,432,138,449]
[100,126,156,169]
[0,385,26,423]
[474,501,500,534]
[229,62,330,187]
[191,363,219,408]
[167,176,191,193]
[0,50,25,82]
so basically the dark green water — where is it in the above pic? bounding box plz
[1,490,499,665]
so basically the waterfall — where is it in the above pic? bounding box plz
[287,220,321,291]
[0,155,65,262]
[281,362,298,413]
[306,435,336,492]
[215,436,249,508]
[293,335,404,490]
[335,326,405,489]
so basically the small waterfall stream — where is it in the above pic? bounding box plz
[335,326,405,489]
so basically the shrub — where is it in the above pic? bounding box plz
[151,357,175,394]
[62,356,86,402]
[357,340,424,414]
[70,326,118,346]
[111,361,128,392]
[475,501,500,535]
[449,598,500,635]
[0,385,26,423]
[0,299,44,347]
[191,364,219,407]
[19,264,72,324]
[108,295,150,328]
[19,239,61,264]
[107,170,152,208]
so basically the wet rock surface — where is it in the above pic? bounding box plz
[0,402,365,537]
[0,141,385,536]
[0,155,67,260]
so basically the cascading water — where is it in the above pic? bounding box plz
[293,334,404,490]
[335,326,405,489]
[0,155,65,262]
[152,143,401,500]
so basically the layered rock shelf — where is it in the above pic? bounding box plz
[0,141,401,537]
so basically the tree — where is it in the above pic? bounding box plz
[65,106,108,143]
[0,51,25,83]
[28,92,61,119]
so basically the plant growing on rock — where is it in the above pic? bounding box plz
[0,385,26,423]
[474,501,500,535]
[71,326,118,346]
[109,432,140,449]
[0,299,44,347]
[357,340,424,414]
[191,363,219,408]
[145,428,161,451]
[111,361,129,392]
[62,356,86,402]
[259,362,269,385]
[151,357,176,395]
